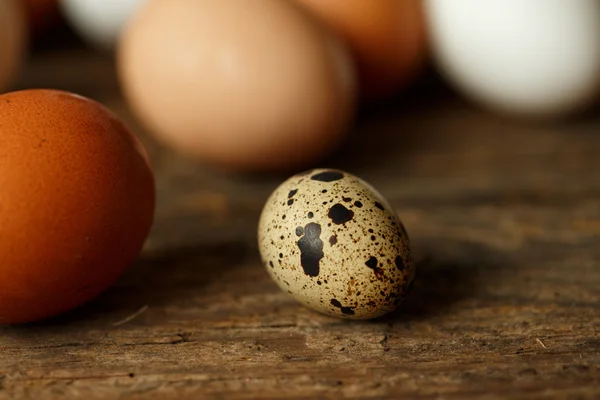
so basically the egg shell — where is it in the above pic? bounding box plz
[0,0,27,93]
[425,0,600,119]
[0,89,155,325]
[258,169,415,320]
[294,0,428,101]
[118,0,357,172]
[60,0,144,50]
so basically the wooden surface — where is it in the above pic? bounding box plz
[1,33,600,400]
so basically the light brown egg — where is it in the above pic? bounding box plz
[0,0,27,93]
[0,89,155,325]
[118,0,357,172]
[293,0,428,101]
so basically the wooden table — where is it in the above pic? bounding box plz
[1,31,599,400]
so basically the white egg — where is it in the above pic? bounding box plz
[60,0,145,50]
[258,169,415,320]
[425,0,600,118]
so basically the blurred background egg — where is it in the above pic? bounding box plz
[23,0,61,37]
[0,0,27,93]
[118,0,357,172]
[425,0,600,119]
[293,0,428,101]
[60,0,145,50]
[0,89,155,325]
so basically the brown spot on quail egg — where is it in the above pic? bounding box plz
[257,168,415,320]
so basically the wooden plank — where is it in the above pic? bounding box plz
[1,39,599,399]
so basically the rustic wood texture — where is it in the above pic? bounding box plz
[1,32,599,400]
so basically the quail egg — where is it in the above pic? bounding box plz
[258,168,415,320]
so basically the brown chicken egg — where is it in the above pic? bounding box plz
[0,0,27,93]
[0,89,155,325]
[118,0,357,172]
[293,0,428,101]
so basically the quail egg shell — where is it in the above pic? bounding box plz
[258,168,415,320]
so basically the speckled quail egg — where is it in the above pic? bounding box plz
[258,168,415,320]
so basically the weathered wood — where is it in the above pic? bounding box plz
[1,34,599,399]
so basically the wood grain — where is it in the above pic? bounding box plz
[1,38,599,399]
